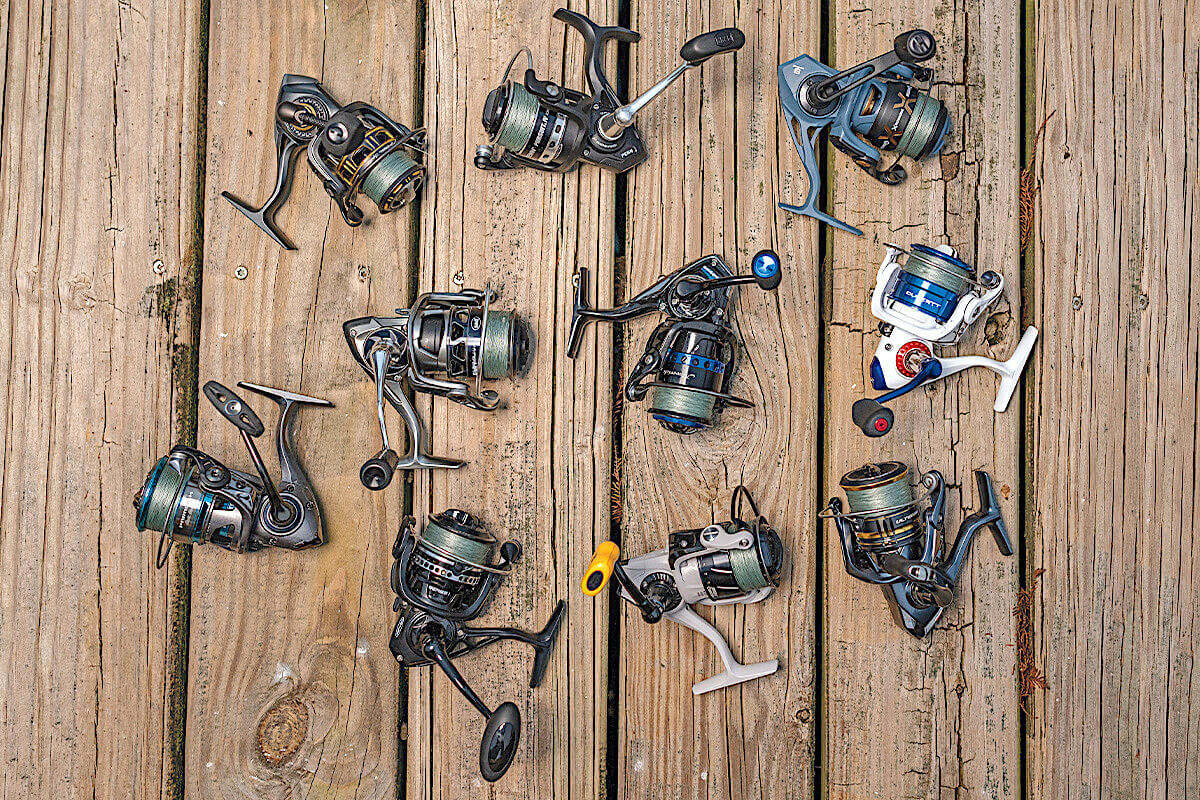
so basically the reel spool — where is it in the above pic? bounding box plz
[475,8,743,174]
[851,242,1039,437]
[222,74,425,250]
[778,30,951,235]
[567,250,783,433]
[133,380,333,567]
[344,287,532,482]
[821,462,1013,637]
[581,486,783,694]
[389,512,565,782]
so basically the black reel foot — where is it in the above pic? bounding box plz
[852,398,894,437]
[480,702,522,782]
[529,600,566,689]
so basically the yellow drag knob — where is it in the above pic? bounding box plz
[581,541,620,595]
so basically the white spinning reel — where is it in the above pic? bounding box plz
[852,242,1038,437]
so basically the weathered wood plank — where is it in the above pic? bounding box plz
[1028,1,1200,797]
[616,2,820,798]
[0,0,205,798]
[407,0,615,797]
[184,1,421,796]
[823,1,1022,798]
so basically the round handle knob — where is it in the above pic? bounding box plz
[361,449,399,490]
[751,249,783,291]
[894,29,936,63]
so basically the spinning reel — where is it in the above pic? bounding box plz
[475,9,743,174]
[567,250,782,433]
[134,380,333,567]
[778,30,951,235]
[851,242,1039,437]
[344,288,532,484]
[389,510,566,782]
[223,74,425,250]
[820,462,1012,637]
[582,486,783,694]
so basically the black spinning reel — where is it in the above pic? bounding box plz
[820,462,1013,637]
[475,9,743,174]
[223,74,425,250]
[134,380,333,567]
[344,288,532,484]
[568,250,782,433]
[389,511,566,782]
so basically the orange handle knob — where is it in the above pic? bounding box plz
[581,541,620,596]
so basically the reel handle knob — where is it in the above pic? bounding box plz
[581,541,621,595]
[679,28,745,65]
[894,29,937,63]
[361,448,399,490]
[751,249,783,291]
[852,397,894,437]
[203,381,265,437]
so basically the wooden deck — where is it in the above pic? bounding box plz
[0,0,1195,798]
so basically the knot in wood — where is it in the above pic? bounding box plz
[256,695,309,766]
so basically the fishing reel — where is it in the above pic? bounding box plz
[567,250,782,433]
[778,30,951,235]
[820,462,1013,637]
[475,8,743,174]
[223,74,425,250]
[851,242,1039,437]
[133,380,333,568]
[582,486,783,694]
[344,288,532,484]
[389,510,566,782]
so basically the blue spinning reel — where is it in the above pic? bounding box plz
[778,30,950,235]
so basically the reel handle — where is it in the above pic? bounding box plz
[582,541,621,595]
[894,29,937,63]
[204,381,265,437]
[680,28,745,65]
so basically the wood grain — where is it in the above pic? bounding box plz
[184,1,420,797]
[407,0,616,797]
[822,1,1022,798]
[1028,1,1200,797]
[0,0,205,798]
[616,1,820,798]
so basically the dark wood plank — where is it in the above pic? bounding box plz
[184,0,420,796]
[0,0,205,797]
[616,2,820,798]
[822,2,1022,798]
[407,0,616,796]
[1028,0,1200,796]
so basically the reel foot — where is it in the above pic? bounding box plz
[221,191,297,251]
[529,600,566,689]
[691,658,780,696]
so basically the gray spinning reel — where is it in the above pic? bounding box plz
[134,380,333,567]
[344,288,532,485]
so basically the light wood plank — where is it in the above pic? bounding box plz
[823,1,1022,798]
[184,1,420,796]
[616,2,820,798]
[0,0,205,798]
[1028,1,1200,797]
[408,0,616,797]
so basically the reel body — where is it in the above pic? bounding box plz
[389,511,565,782]
[134,380,333,567]
[223,74,425,250]
[778,30,951,235]
[821,462,1013,637]
[344,287,532,483]
[852,242,1039,437]
[582,486,783,694]
[475,9,743,174]
[568,250,782,433]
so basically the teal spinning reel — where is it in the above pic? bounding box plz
[778,30,950,235]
